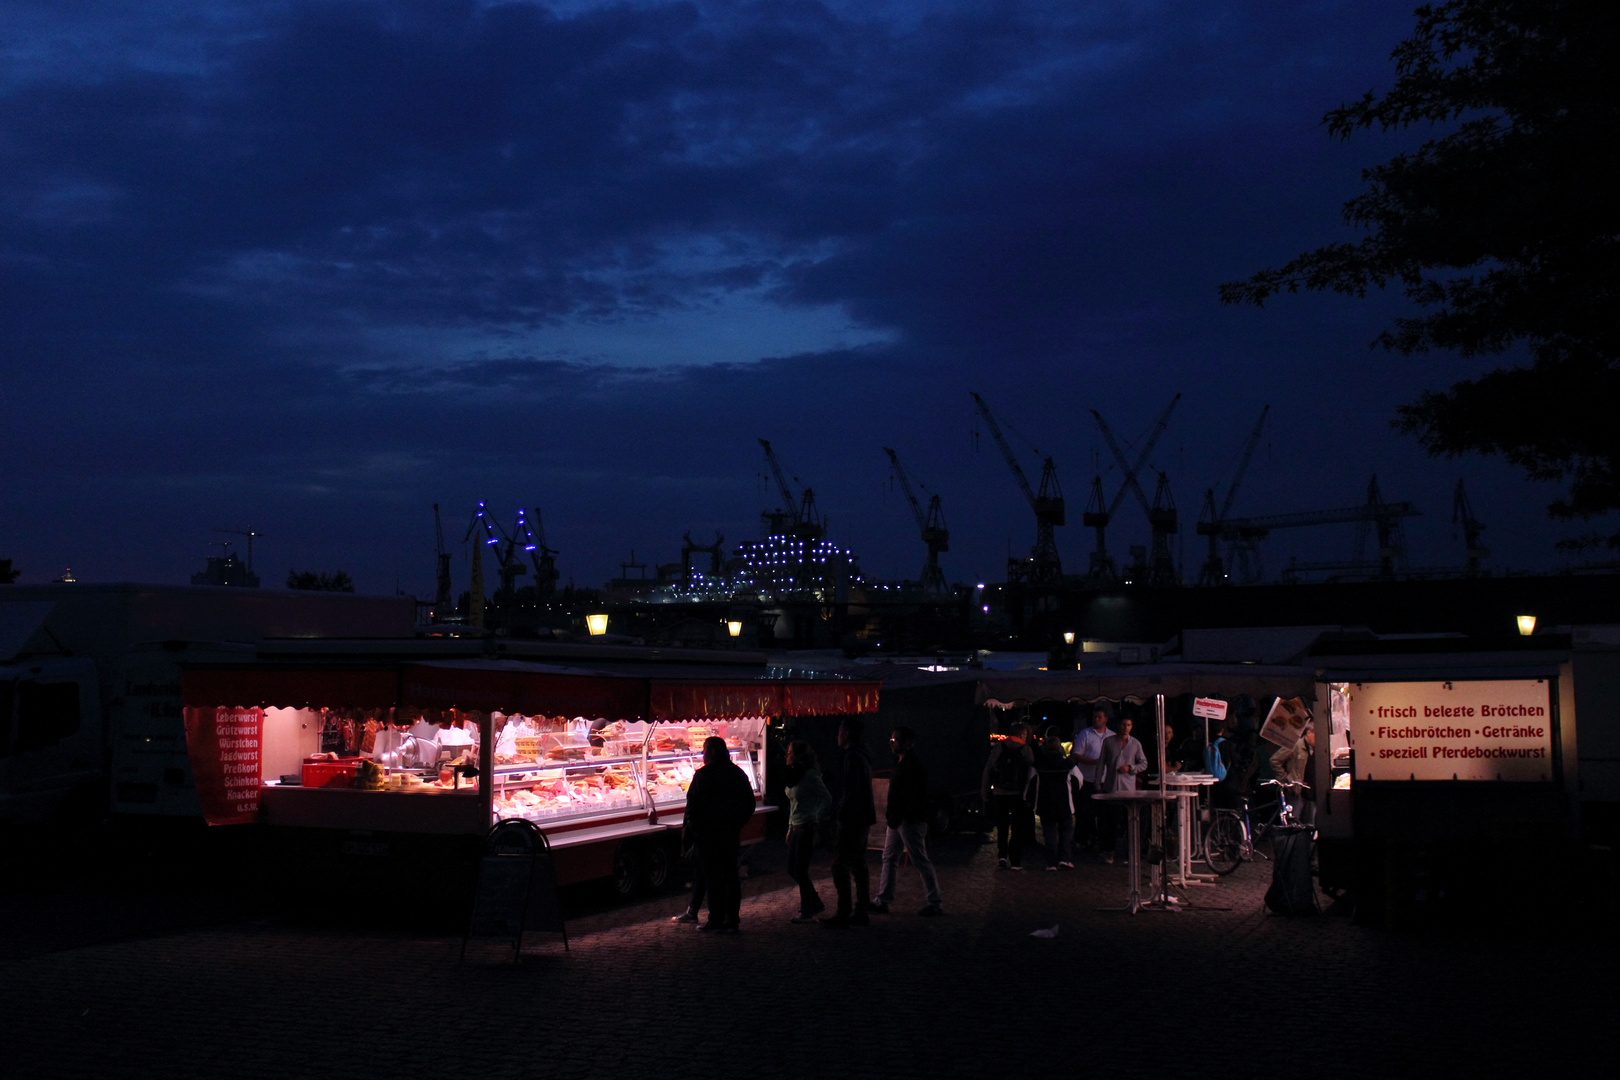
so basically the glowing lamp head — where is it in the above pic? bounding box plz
[586,613,609,636]
[727,620,743,638]
[1063,631,1075,646]
[1516,614,1536,637]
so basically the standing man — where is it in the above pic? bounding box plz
[1073,706,1113,854]
[982,722,1036,870]
[871,726,945,917]
[682,736,757,933]
[1099,716,1148,864]
[822,717,877,928]
[1033,726,1078,870]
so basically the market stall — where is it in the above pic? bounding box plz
[1308,636,1579,925]
[181,656,879,895]
[974,662,1319,907]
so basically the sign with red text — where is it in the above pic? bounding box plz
[182,706,263,825]
[1192,697,1229,721]
[1350,681,1553,782]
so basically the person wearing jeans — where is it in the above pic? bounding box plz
[871,726,945,916]
[1033,726,1078,869]
[982,722,1036,869]
[782,740,832,923]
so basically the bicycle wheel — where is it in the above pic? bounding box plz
[1203,814,1244,876]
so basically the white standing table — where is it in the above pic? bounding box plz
[1091,790,1178,914]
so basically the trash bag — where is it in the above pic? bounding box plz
[1265,825,1319,916]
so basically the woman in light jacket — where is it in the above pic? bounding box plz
[783,740,833,922]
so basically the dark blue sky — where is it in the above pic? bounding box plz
[0,1,1578,593]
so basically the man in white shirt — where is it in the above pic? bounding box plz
[1073,707,1113,854]
[1099,716,1148,863]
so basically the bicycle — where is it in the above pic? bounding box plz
[1202,779,1309,876]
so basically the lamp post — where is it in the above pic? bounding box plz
[1516,614,1536,637]
[586,613,609,636]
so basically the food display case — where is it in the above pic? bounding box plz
[488,716,764,822]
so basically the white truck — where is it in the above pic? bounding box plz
[0,584,416,826]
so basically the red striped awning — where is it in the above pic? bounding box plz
[649,680,880,720]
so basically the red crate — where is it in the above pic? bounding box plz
[302,757,361,788]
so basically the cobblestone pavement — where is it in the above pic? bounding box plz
[3,834,1617,1080]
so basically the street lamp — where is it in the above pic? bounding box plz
[1063,631,1075,645]
[586,613,609,636]
[727,620,743,638]
[1516,614,1536,637]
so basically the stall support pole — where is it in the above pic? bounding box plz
[1143,693,1178,911]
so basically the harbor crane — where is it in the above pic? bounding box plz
[969,392,1064,583]
[1453,480,1489,575]
[214,527,263,572]
[431,504,453,613]
[1214,475,1420,583]
[510,508,560,600]
[758,438,826,541]
[464,502,527,600]
[1087,394,1181,585]
[1195,405,1269,585]
[883,447,950,596]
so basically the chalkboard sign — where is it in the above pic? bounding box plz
[462,820,568,961]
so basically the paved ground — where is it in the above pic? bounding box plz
[3,832,1617,1080]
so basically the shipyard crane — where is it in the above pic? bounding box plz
[1145,472,1179,586]
[1086,394,1181,584]
[1212,475,1420,583]
[214,527,263,572]
[1453,479,1489,575]
[1195,405,1269,585]
[758,438,825,541]
[431,504,453,614]
[883,447,950,596]
[509,507,560,600]
[464,502,526,600]
[969,392,1064,583]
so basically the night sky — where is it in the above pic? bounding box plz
[0,1,1577,594]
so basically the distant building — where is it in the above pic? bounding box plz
[191,552,259,588]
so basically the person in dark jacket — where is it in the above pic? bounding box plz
[1033,726,1078,870]
[682,736,757,933]
[821,717,876,928]
[981,722,1036,869]
[870,726,945,917]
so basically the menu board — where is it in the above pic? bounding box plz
[182,706,263,824]
[1349,681,1554,782]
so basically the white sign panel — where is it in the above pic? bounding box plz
[1192,697,1228,720]
[1350,680,1554,782]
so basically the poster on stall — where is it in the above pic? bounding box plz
[1259,696,1311,749]
[182,706,263,825]
[1349,680,1554,782]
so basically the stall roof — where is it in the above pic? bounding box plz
[388,657,881,720]
[182,665,401,709]
[182,654,880,719]
[403,659,880,720]
[972,662,1318,707]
